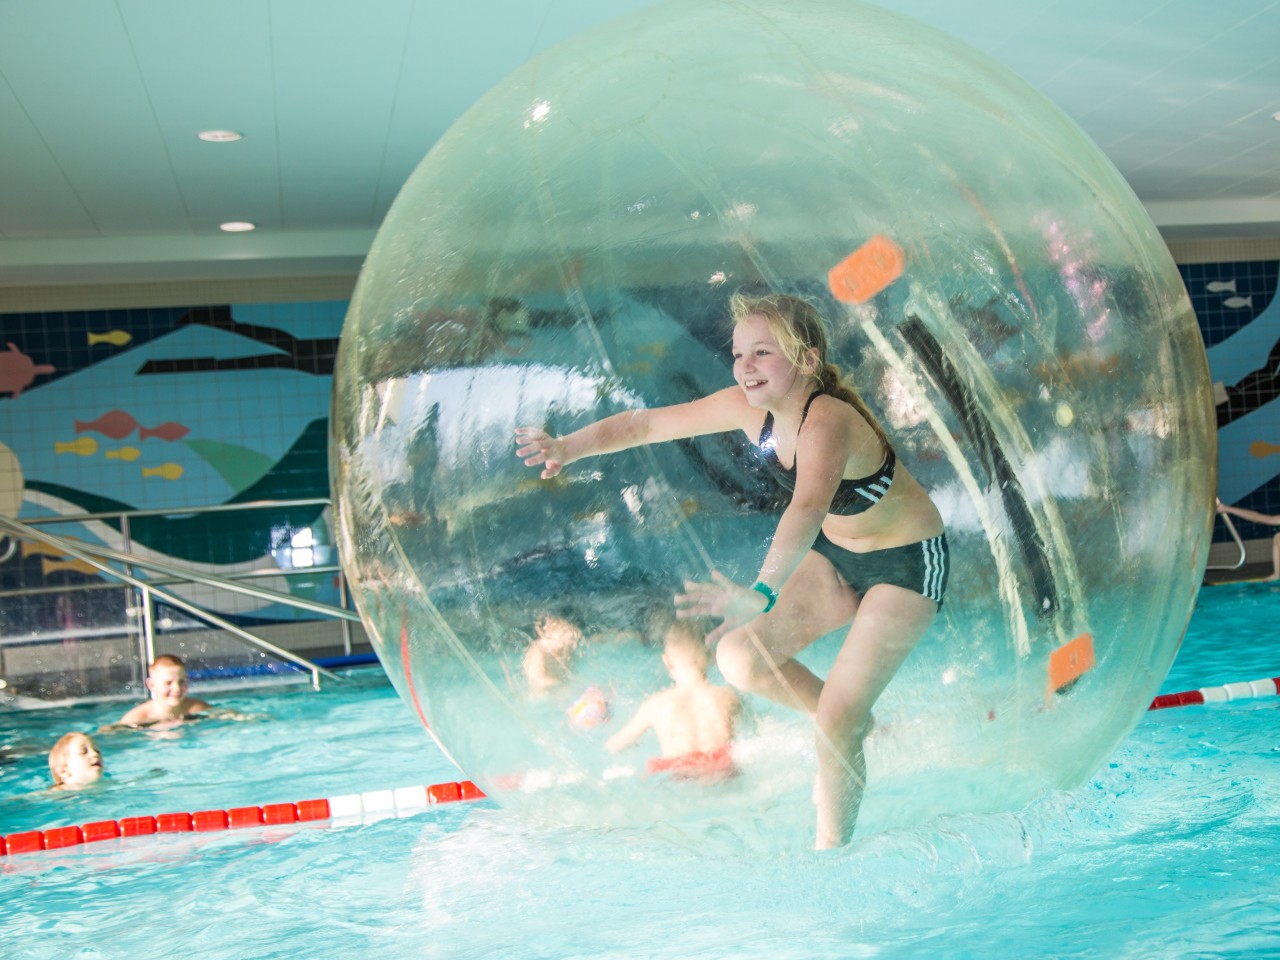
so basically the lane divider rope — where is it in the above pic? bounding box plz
[0,778,485,857]
[10,672,1275,857]
[1148,675,1280,711]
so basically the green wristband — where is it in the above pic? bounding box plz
[751,581,778,613]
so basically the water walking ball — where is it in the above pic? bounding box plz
[331,0,1216,849]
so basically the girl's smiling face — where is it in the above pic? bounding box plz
[732,313,807,408]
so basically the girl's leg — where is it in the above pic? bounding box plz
[1270,532,1280,581]
[813,584,938,849]
[715,551,857,715]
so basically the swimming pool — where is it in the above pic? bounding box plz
[1,582,1277,960]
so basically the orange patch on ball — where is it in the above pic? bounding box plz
[827,234,906,304]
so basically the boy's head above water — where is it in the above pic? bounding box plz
[110,653,216,728]
[663,621,710,679]
[49,732,103,789]
[146,654,191,705]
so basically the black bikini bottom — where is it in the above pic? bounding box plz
[810,530,949,607]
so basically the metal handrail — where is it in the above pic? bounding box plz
[17,497,333,525]
[0,564,343,600]
[11,495,358,665]
[1205,512,1247,571]
[38,538,361,623]
[0,503,349,689]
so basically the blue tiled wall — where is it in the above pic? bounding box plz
[1180,260,1280,542]
[0,301,346,627]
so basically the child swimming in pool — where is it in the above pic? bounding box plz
[606,620,740,781]
[108,654,217,728]
[48,731,103,790]
[517,291,947,847]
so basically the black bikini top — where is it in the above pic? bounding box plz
[757,391,897,516]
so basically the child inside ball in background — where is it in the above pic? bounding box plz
[523,609,584,696]
[606,620,740,782]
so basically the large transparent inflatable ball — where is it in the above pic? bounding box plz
[332,0,1216,849]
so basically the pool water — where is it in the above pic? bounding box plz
[2,582,1278,959]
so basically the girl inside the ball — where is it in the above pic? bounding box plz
[515,291,947,849]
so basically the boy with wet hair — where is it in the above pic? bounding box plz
[113,654,212,727]
[606,620,740,781]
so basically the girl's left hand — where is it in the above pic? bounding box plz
[675,570,768,645]
[515,427,567,479]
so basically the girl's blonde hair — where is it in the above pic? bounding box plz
[48,732,92,786]
[728,291,890,450]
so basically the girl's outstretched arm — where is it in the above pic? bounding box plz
[515,386,747,479]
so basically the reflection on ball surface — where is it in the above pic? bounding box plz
[331,0,1214,849]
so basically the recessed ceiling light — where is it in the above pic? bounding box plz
[1273,112,1280,122]
[198,129,243,142]
[219,221,256,233]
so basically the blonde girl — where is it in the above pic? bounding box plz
[516,292,946,848]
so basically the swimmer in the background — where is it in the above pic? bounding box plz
[48,732,103,790]
[606,621,740,782]
[114,654,209,727]
[523,610,584,696]
[107,654,219,729]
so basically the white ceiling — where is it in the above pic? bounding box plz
[1,0,1278,288]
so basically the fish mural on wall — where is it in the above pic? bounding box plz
[74,410,190,442]
[1216,333,1280,429]
[21,542,102,577]
[0,301,347,616]
[136,307,340,376]
[141,463,184,480]
[87,330,132,347]
[1192,261,1280,532]
[54,437,98,456]
[0,343,55,399]
[23,419,331,565]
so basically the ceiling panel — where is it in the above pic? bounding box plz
[272,0,415,228]
[0,0,1276,285]
[0,78,97,239]
[0,2,197,235]
[120,0,282,233]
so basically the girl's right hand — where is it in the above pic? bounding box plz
[515,427,567,479]
[674,571,768,645]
